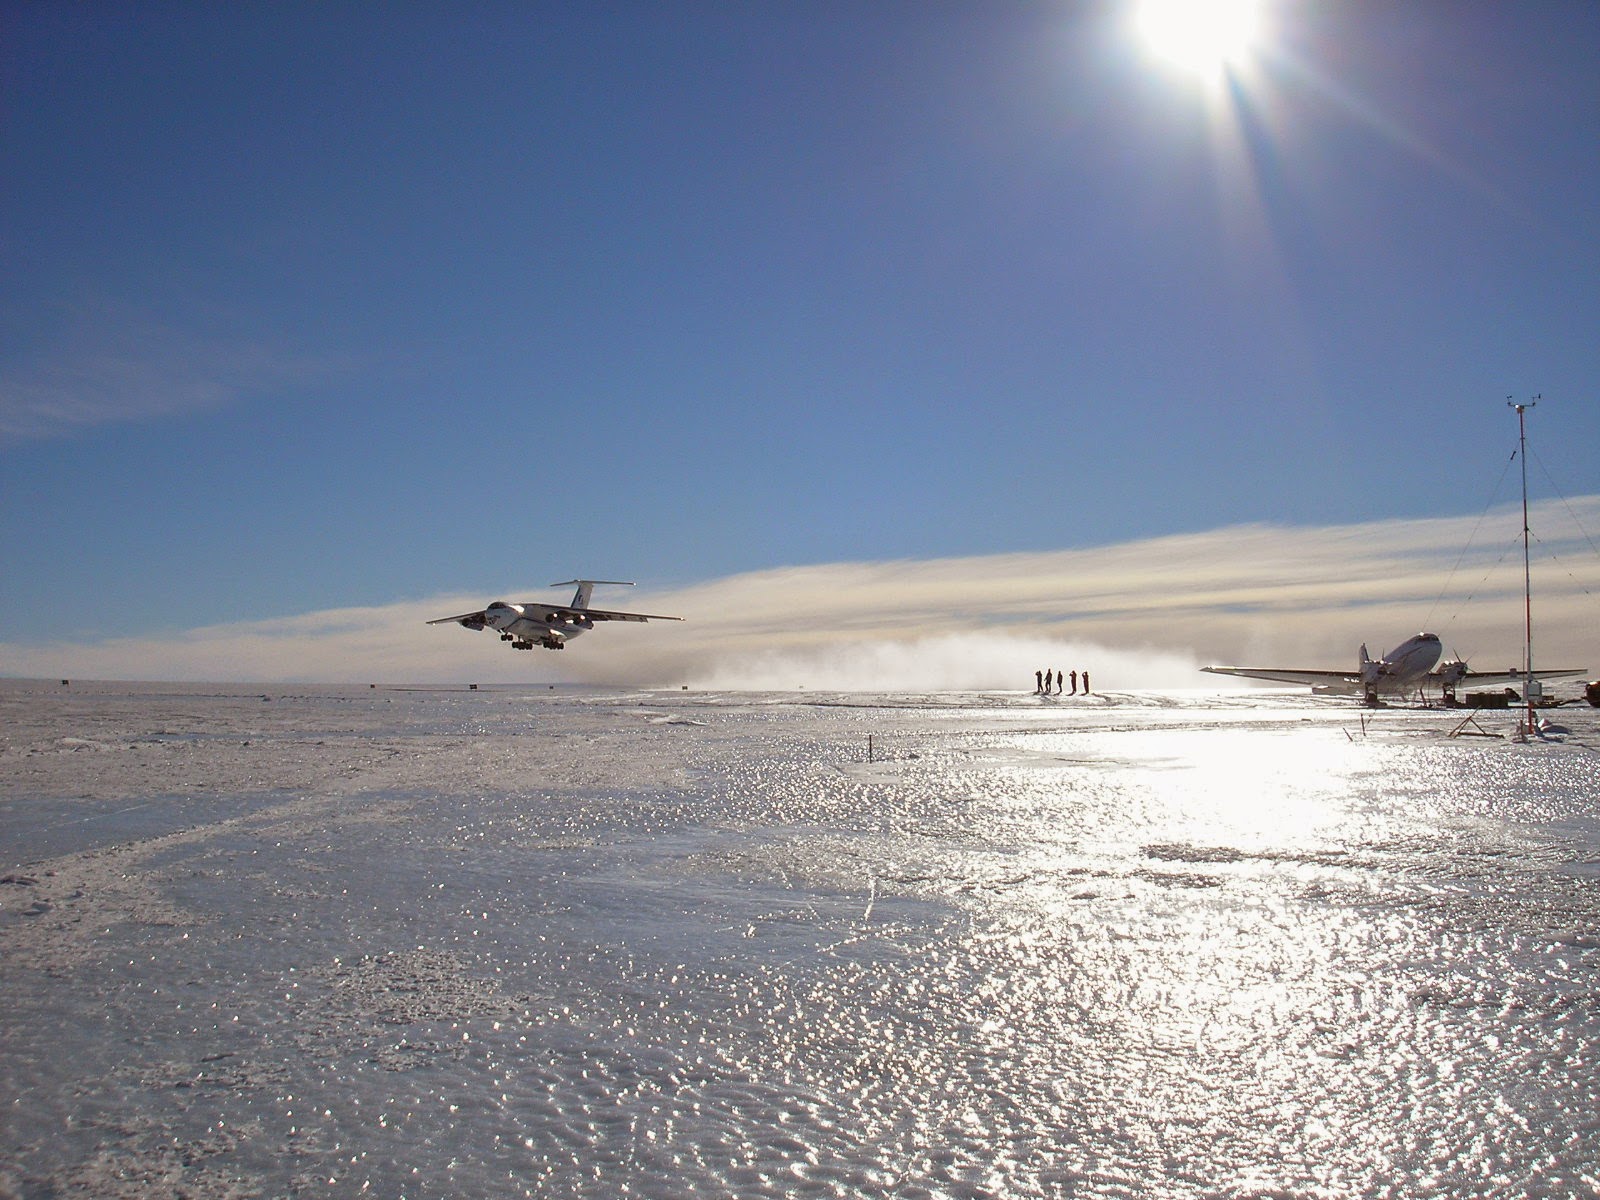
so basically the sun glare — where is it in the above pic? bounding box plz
[1135,0,1265,79]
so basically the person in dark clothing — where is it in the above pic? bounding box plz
[1069,669,1078,696]
[1035,669,1043,694]
[1044,668,1054,695]
[1082,670,1091,694]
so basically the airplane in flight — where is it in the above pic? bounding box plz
[428,580,681,651]
[1201,632,1586,706]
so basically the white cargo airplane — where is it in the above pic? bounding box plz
[428,580,680,651]
[1201,632,1585,706]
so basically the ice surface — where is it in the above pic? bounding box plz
[3,680,1600,1198]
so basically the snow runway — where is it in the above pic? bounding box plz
[4,682,1599,1197]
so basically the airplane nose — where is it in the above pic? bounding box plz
[485,602,523,629]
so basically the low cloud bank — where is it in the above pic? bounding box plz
[4,500,1596,686]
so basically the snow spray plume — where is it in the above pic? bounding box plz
[680,633,1200,693]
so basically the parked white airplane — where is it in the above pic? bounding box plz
[428,580,680,651]
[1201,632,1585,706]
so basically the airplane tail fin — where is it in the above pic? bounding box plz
[1358,643,1383,696]
[550,580,634,610]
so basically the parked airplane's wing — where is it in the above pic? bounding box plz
[1200,666,1358,687]
[1448,666,1587,688]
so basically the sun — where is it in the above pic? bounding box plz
[1134,0,1266,79]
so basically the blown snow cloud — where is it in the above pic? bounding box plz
[3,501,1597,687]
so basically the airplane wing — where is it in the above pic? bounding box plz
[536,605,682,624]
[426,603,681,627]
[427,605,680,626]
[427,610,488,628]
[1200,666,1359,687]
[1442,666,1587,688]
[1203,663,1588,691]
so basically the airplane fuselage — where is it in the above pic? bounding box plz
[1364,632,1443,692]
[1286,633,1452,700]
[1202,630,1583,705]
[484,601,589,650]
[1202,632,1445,702]
[1310,633,1443,698]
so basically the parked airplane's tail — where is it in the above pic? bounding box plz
[549,580,634,610]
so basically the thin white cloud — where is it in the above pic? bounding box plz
[0,299,325,441]
[2,502,1596,687]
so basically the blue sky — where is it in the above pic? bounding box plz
[3,2,1597,684]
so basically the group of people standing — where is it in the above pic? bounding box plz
[1035,668,1089,696]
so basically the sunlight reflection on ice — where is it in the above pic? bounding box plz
[2,684,1598,1197]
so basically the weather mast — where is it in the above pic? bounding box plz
[1509,396,1540,737]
